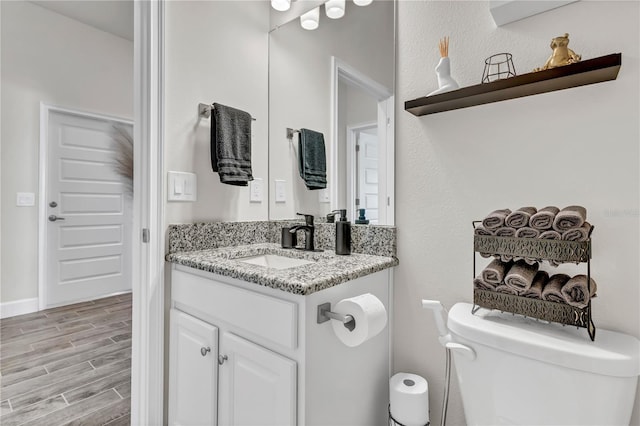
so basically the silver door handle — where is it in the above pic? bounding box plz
[200,347,211,357]
[48,215,66,222]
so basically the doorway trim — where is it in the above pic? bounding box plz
[330,56,395,225]
[346,121,377,223]
[131,1,165,425]
[38,103,133,310]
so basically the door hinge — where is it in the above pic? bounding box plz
[355,144,360,152]
[142,228,150,243]
[355,198,360,206]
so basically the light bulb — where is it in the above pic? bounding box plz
[300,7,320,30]
[353,0,373,5]
[325,0,345,19]
[271,0,291,12]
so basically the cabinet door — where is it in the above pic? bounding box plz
[169,309,218,426]
[218,332,297,426]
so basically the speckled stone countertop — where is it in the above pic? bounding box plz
[167,243,398,296]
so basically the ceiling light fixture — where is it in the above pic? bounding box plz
[353,0,373,5]
[300,7,320,30]
[325,0,345,19]
[271,0,291,12]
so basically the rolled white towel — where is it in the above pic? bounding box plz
[552,205,587,232]
[520,271,548,299]
[530,206,560,230]
[561,222,592,241]
[504,261,539,292]
[482,259,511,285]
[505,207,537,229]
[561,274,597,308]
[542,273,570,303]
[482,209,512,230]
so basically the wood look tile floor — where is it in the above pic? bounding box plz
[0,293,132,425]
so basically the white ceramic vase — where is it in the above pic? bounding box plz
[427,57,459,96]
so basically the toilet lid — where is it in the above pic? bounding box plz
[447,303,640,377]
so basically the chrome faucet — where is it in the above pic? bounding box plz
[290,213,315,251]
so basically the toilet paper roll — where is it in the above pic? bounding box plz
[389,373,429,426]
[331,293,387,347]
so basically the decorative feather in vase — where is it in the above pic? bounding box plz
[110,126,133,196]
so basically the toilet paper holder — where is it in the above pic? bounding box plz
[317,303,356,331]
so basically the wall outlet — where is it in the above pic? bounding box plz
[250,178,263,203]
[168,171,197,202]
[275,180,286,203]
[318,189,330,203]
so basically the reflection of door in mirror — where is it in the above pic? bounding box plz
[353,126,379,225]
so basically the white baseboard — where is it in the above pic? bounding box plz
[0,298,39,319]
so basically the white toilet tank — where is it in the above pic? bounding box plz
[447,303,640,426]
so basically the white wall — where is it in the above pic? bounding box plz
[164,1,269,226]
[269,0,394,220]
[0,1,133,304]
[395,1,640,424]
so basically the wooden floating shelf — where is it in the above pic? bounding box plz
[405,53,622,116]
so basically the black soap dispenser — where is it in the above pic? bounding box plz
[335,209,351,255]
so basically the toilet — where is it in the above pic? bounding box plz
[446,302,640,425]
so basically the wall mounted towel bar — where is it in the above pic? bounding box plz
[198,103,256,121]
[286,128,300,140]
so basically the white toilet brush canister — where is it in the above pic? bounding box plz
[389,373,429,426]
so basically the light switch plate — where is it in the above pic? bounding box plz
[16,192,35,206]
[168,171,197,202]
[250,178,263,203]
[275,180,286,203]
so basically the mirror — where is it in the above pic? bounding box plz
[268,0,395,224]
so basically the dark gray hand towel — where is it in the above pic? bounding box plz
[530,206,560,230]
[542,273,571,303]
[482,209,511,230]
[298,128,327,190]
[504,260,539,292]
[211,103,253,186]
[505,206,537,228]
[561,274,597,308]
[552,205,587,232]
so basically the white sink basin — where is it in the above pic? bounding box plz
[237,254,315,270]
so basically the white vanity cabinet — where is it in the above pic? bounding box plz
[168,262,391,426]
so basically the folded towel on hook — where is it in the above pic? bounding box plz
[505,206,537,228]
[482,259,511,285]
[474,276,497,291]
[515,227,540,239]
[552,205,587,232]
[561,222,592,241]
[561,274,597,308]
[504,261,539,292]
[211,103,253,186]
[520,271,549,299]
[541,273,571,303]
[530,206,560,230]
[298,128,327,190]
[482,209,511,230]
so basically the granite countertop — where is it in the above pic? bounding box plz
[166,243,398,295]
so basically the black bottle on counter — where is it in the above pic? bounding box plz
[335,209,351,255]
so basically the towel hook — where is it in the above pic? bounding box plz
[286,128,300,140]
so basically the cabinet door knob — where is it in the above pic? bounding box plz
[218,354,228,365]
[200,347,211,357]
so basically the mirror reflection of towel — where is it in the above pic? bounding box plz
[298,128,327,190]
[211,103,253,186]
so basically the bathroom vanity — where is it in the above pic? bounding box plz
[166,223,398,426]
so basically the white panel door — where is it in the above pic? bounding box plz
[218,332,296,426]
[169,309,218,426]
[45,109,132,307]
[357,130,379,224]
